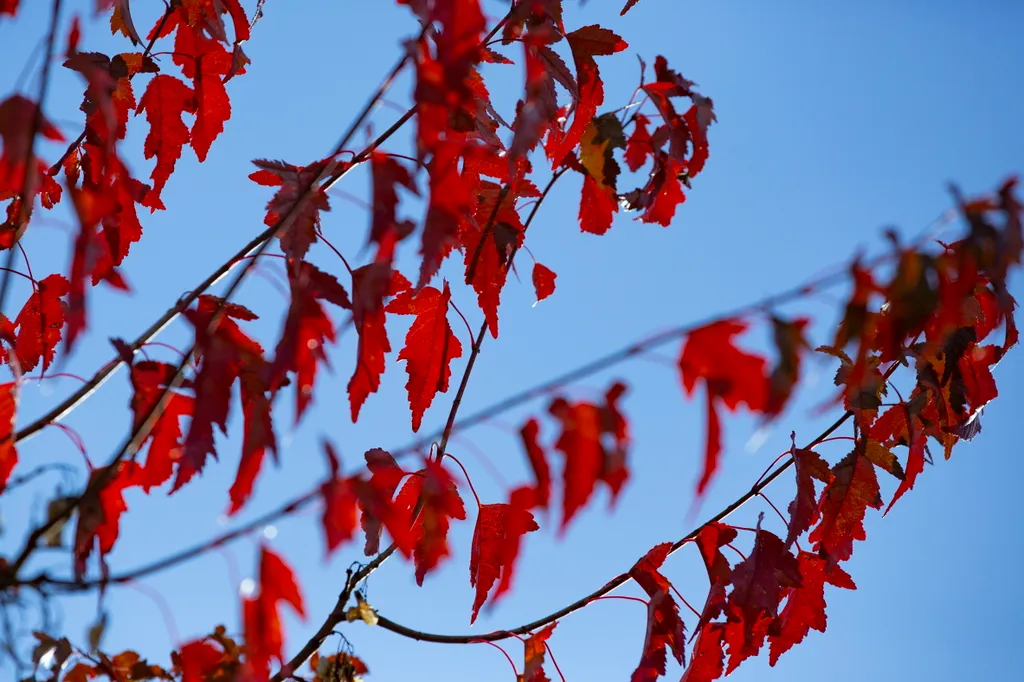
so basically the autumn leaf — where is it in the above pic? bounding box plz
[0,95,64,199]
[519,418,551,508]
[369,151,417,250]
[348,265,410,421]
[532,262,557,302]
[693,522,738,631]
[319,443,359,555]
[785,444,830,548]
[548,381,630,531]
[547,26,628,168]
[385,281,464,432]
[136,74,194,200]
[680,623,725,682]
[624,113,653,172]
[177,640,222,682]
[808,449,883,563]
[766,316,810,416]
[73,462,144,579]
[884,431,926,515]
[523,622,558,682]
[269,261,351,423]
[723,517,801,671]
[469,488,540,622]
[0,382,17,491]
[125,358,194,491]
[628,543,686,682]
[767,551,855,665]
[10,274,71,373]
[243,546,306,677]
[357,447,409,556]
[393,458,467,584]
[678,320,768,496]
[249,157,335,262]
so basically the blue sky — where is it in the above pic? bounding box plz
[1,1,1022,680]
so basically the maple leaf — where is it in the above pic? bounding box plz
[523,622,558,682]
[320,443,359,555]
[532,262,557,302]
[624,113,653,172]
[126,357,195,491]
[0,1,17,17]
[0,95,64,200]
[242,546,306,677]
[250,157,335,262]
[269,261,351,423]
[392,458,467,584]
[548,381,630,531]
[884,431,926,515]
[808,449,883,563]
[766,316,810,416]
[137,74,194,200]
[628,543,686,682]
[385,281,464,432]
[767,551,855,665]
[680,623,725,682]
[177,640,223,682]
[509,41,561,162]
[73,462,144,579]
[369,152,417,250]
[348,265,410,421]
[469,488,540,622]
[678,320,768,496]
[357,447,411,556]
[577,113,626,233]
[10,274,70,373]
[692,522,737,632]
[785,444,831,547]
[178,296,275,506]
[547,26,628,168]
[519,417,551,508]
[722,517,801,672]
[0,382,17,491]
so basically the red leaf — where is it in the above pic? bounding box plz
[523,622,558,682]
[369,152,417,247]
[628,543,686,682]
[178,640,222,682]
[178,296,274,499]
[242,546,305,676]
[519,418,551,508]
[692,522,737,631]
[884,431,926,515]
[127,359,194,491]
[547,26,628,168]
[785,445,831,547]
[0,95,64,199]
[357,447,408,556]
[624,113,652,171]
[509,42,561,162]
[270,262,351,423]
[73,462,143,579]
[0,1,18,17]
[808,449,882,563]
[678,320,768,496]
[532,262,557,302]
[469,489,540,622]
[723,517,801,670]
[548,382,629,531]
[190,48,232,160]
[680,623,725,682]
[579,173,618,235]
[0,382,17,491]
[137,75,194,200]
[249,157,334,262]
[347,265,409,421]
[767,552,855,665]
[11,273,70,373]
[319,443,359,555]
[766,316,810,417]
[393,459,467,584]
[385,281,464,432]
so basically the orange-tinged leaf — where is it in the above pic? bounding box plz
[523,622,557,682]
[386,281,464,432]
[469,489,539,622]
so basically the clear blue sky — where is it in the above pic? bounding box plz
[2,1,1022,680]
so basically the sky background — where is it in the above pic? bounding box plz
[2,1,1023,681]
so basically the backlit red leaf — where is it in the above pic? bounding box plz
[0,382,16,491]
[386,281,464,432]
[242,546,306,676]
[628,543,686,682]
[393,458,467,584]
[137,74,194,200]
[532,262,557,302]
[469,488,539,622]
[808,449,883,563]
[11,273,70,373]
